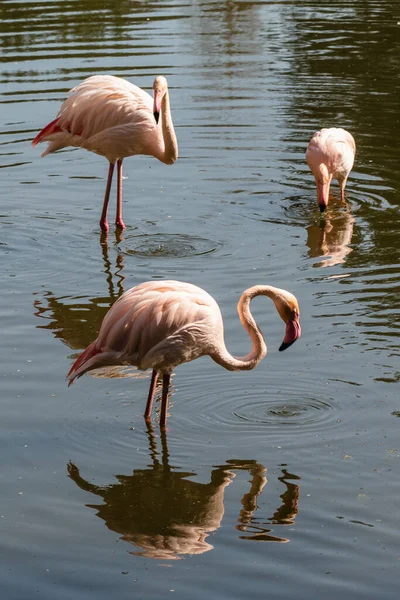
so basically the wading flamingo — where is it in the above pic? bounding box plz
[32,75,178,232]
[67,280,301,428]
[306,128,355,212]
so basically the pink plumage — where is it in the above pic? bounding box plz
[32,75,178,231]
[67,280,301,428]
[306,127,356,211]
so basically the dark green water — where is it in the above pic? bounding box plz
[1,1,399,598]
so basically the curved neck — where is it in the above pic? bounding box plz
[211,286,281,372]
[158,90,178,165]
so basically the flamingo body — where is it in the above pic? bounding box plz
[67,280,301,428]
[306,128,355,211]
[68,280,222,377]
[32,75,178,231]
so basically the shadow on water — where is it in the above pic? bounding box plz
[67,423,300,559]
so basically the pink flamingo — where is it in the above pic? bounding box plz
[67,280,301,428]
[306,128,356,212]
[32,75,178,232]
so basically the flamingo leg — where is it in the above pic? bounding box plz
[100,162,115,232]
[115,159,126,230]
[144,370,158,421]
[160,373,171,429]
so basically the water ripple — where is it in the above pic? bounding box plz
[169,368,341,449]
[122,233,222,258]
[234,397,334,428]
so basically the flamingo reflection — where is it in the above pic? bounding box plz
[271,467,300,525]
[67,426,300,559]
[33,231,125,351]
[306,204,355,268]
[236,466,300,542]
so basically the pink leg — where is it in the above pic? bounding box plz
[144,370,158,421]
[100,162,115,232]
[115,159,126,230]
[160,373,171,430]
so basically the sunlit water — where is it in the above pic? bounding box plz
[1,1,399,599]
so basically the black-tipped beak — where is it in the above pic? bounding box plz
[279,339,295,352]
[279,318,301,352]
[319,203,326,213]
[154,111,160,125]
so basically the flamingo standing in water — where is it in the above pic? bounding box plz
[67,280,301,428]
[32,75,178,232]
[306,128,356,212]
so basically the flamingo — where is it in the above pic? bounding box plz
[67,280,301,428]
[32,75,178,232]
[306,128,356,212]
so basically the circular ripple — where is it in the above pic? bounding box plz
[243,195,315,228]
[122,234,221,258]
[166,366,346,455]
[233,397,334,427]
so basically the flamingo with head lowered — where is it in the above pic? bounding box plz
[306,128,356,212]
[32,75,178,232]
[67,280,301,429]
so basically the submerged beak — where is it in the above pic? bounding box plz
[279,318,301,352]
[153,92,162,125]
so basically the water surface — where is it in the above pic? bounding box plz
[1,1,399,599]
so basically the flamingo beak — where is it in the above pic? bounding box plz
[317,181,330,212]
[279,317,301,352]
[153,93,162,125]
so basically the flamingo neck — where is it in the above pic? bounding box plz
[315,164,332,209]
[158,91,178,165]
[211,286,283,372]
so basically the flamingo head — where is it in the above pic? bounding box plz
[153,76,168,125]
[272,290,301,352]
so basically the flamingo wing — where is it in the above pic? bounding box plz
[33,75,157,160]
[67,281,221,383]
[308,128,355,160]
[324,129,355,178]
[307,128,355,177]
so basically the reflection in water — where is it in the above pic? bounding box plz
[306,204,355,268]
[0,1,160,56]
[1,0,399,595]
[271,467,300,525]
[194,0,262,63]
[237,466,300,543]
[68,425,300,559]
[33,232,125,350]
